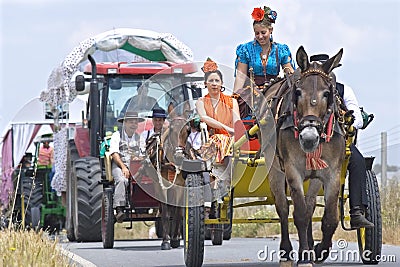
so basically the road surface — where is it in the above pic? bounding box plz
[59,238,398,267]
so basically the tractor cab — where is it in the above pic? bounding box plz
[74,59,202,157]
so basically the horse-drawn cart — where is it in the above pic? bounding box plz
[182,47,382,267]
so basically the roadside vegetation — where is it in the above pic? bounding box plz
[0,228,74,267]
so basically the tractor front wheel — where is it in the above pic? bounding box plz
[73,157,103,242]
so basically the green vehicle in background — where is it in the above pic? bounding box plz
[12,133,65,233]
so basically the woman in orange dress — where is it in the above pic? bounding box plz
[196,58,240,163]
[196,58,240,203]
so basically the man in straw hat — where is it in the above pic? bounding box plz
[109,111,145,223]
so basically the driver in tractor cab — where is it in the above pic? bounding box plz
[109,111,145,223]
[120,82,160,115]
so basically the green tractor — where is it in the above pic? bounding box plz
[13,133,65,233]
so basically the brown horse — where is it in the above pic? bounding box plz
[143,101,190,250]
[258,46,345,266]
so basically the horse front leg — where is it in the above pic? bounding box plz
[286,170,313,266]
[305,179,323,250]
[314,173,340,262]
[169,206,182,248]
[160,202,171,250]
[269,164,293,266]
[169,175,185,249]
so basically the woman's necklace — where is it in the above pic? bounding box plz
[211,95,220,109]
[260,44,271,80]
[210,95,220,119]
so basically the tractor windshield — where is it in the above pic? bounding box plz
[104,75,190,132]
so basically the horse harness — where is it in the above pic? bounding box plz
[269,67,341,143]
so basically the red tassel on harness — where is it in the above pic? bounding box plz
[293,110,299,139]
[325,113,334,142]
[306,144,328,170]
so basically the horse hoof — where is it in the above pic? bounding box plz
[170,239,180,248]
[279,260,293,267]
[313,243,330,263]
[161,241,171,250]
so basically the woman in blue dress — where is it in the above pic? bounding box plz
[233,6,295,92]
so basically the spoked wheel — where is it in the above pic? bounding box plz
[357,170,382,264]
[183,172,205,267]
[102,188,114,249]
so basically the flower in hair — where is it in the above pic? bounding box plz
[251,7,265,21]
[202,58,218,73]
[267,9,277,23]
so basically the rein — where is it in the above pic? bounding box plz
[159,115,189,190]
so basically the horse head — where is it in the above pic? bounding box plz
[164,101,191,164]
[293,46,343,152]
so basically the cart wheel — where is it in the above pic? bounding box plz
[183,173,205,267]
[223,204,232,240]
[211,203,223,246]
[102,188,114,249]
[223,224,232,240]
[357,170,382,264]
[205,227,211,240]
[211,224,223,245]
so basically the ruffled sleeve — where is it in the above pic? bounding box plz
[235,42,252,76]
[278,43,294,66]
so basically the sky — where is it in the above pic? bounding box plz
[1,0,400,165]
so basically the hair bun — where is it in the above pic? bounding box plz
[202,57,218,73]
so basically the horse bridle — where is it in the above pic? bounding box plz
[292,68,337,142]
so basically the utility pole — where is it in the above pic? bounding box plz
[381,132,387,187]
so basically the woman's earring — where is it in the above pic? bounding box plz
[270,34,273,42]
[220,86,226,92]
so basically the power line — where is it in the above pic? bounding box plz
[364,142,400,155]
[386,124,400,133]
[358,131,400,146]
[358,125,400,141]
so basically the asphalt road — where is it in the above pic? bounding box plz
[60,238,399,267]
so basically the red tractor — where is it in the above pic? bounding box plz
[39,29,202,243]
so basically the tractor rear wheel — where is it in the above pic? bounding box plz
[102,187,114,249]
[183,172,205,267]
[357,170,382,264]
[73,157,102,242]
[22,178,43,229]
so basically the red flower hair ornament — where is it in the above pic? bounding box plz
[252,6,277,23]
[251,7,265,21]
[202,58,218,73]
